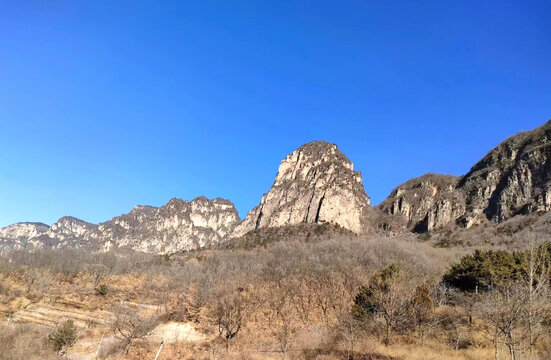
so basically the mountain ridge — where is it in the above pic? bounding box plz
[3,119,551,253]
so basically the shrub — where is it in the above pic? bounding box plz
[47,320,78,353]
[95,284,108,296]
[442,249,525,292]
[111,305,159,351]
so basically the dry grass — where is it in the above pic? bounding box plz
[0,232,550,359]
[374,340,495,360]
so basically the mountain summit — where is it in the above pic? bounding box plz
[232,141,371,237]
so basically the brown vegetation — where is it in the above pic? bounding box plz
[1,225,550,359]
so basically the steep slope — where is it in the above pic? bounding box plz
[459,119,551,224]
[232,141,371,237]
[379,173,466,232]
[45,216,99,249]
[5,119,551,247]
[381,119,551,232]
[0,222,49,240]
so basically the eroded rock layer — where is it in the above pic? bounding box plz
[99,197,240,253]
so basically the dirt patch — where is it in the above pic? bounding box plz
[150,322,208,343]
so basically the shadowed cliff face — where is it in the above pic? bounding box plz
[381,120,551,232]
[232,141,371,237]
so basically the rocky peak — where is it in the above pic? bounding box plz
[273,141,362,188]
[1,196,241,254]
[232,141,371,237]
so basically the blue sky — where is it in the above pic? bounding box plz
[1,1,550,227]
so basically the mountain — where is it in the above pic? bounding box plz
[459,120,551,224]
[44,216,100,249]
[381,120,551,232]
[97,197,240,253]
[232,141,371,237]
[0,222,50,251]
[0,197,240,254]
[3,119,551,252]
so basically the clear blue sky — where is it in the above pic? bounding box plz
[1,1,550,227]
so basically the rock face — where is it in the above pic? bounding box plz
[0,222,50,251]
[0,222,49,240]
[232,141,371,237]
[0,197,240,254]
[98,197,240,253]
[381,120,551,232]
[379,174,466,232]
[5,119,551,248]
[459,120,551,224]
[46,216,99,248]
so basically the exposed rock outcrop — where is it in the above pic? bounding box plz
[459,120,551,224]
[381,120,551,232]
[379,174,466,232]
[232,141,371,237]
[4,119,551,249]
[0,222,49,240]
[0,197,241,254]
[0,222,50,252]
[98,197,240,253]
[45,216,99,248]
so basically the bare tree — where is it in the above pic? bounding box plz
[333,311,367,360]
[289,275,315,325]
[476,281,529,360]
[354,264,415,345]
[433,282,455,307]
[524,235,550,354]
[88,263,109,289]
[272,305,301,360]
[209,286,255,350]
[312,270,347,326]
[111,305,159,353]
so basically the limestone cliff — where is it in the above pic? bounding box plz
[232,141,371,237]
[0,197,241,254]
[5,120,551,248]
[46,216,99,248]
[459,119,551,224]
[381,120,551,232]
[98,197,240,253]
[0,222,50,252]
[378,174,465,232]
